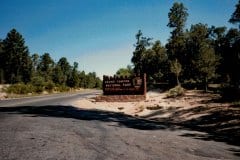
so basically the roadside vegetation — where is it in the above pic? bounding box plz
[166,85,185,98]
[0,30,102,96]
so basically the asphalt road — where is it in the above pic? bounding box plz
[0,91,239,160]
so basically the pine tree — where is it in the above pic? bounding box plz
[151,40,168,82]
[52,65,65,85]
[67,62,79,88]
[166,2,188,61]
[57,57,71,85]
[166,2,188,86]
[31,53,40,76]
[195,42,220,91]
[229,0,240,89]
[186,23,220,91]
[37,53,54,81]
[131,30,152,74]
[2,29,32,83]
[229,0,240,29]
[140,40,168,83]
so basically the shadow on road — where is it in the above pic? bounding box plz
[0,103,239,151]
[0,105,172,130]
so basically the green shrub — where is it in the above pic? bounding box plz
[31,76,45,86]
[166,85,185,98]
[33,86,43,93]
[6,83,34,94]
[55,85,70,92]
[31,76,45,93]
[44,81,55,93]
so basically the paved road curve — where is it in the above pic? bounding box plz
[0,91,101,107]
[0,91,239,160]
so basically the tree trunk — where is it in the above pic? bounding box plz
[176,75,180,86]
[205,77,208,92]
[0,69,4,84]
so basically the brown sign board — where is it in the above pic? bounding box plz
[103,74,146,95]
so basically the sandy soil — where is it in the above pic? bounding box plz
[72,90,226,120]
[0,85,7,100]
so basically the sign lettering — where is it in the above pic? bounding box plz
[103,74,146,95]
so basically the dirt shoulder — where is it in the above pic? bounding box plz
[72,90,240,146]
[72,90,222,117]
[0,85,8,100]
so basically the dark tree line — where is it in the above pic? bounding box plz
[129,1,240,94]
[0,29,102,93]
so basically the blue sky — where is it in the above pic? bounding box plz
[0,0,238,78]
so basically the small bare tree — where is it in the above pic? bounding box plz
[170,59,182,86]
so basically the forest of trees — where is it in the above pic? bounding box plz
[0,29,102,94]
[117,1,240,97]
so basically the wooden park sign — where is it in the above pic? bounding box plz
[95,74,146,102]
[100,74,147,101]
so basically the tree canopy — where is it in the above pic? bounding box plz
[1,29,32,83]
[0,29,102,93]
[128,1,240,94]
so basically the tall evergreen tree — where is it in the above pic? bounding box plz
[166,2,188,61]
[67,62,79,88]
[208,26,227,59]
[57,57,71,85]
[57,57,71,75]
[229,0,240,89]
[195,42,220,91]
[85,72,97,88]
[166,2,188,85]
[185,23,210,81]
[52,65,65,85]
[2,29,32,83]
[186,23,220,91]
[140,40,168,83]
[151,40,168,82]
[31,53,40,75]
[208,26,231,84]
[79,71,86,88]
[37,53,54,81]
[229,0,240,29]
[131,30,152,74]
